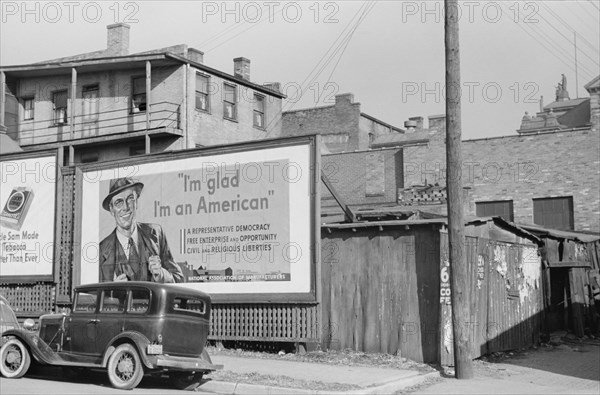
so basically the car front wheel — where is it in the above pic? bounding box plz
[0,338,31,378]
[107,343,144,390]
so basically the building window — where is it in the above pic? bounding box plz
[82,85,99,121]
[223,83,236,120]
[533,196,574,230]
[132,77,147,113]
[22,97,34,120]
[195,73,210,112]
[476,200,514,222]
[253,94,265,128]
[52,90,68,124]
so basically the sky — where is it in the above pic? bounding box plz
[1,0,599,140]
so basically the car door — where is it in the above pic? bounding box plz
[68,289,99,355]
[95,288,127,354]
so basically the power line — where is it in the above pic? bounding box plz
[499,2,594,81]
[283,1,371,112]
[264,1,374,134]
[199,7,285,52]
[587,0,600,12]
[539,2,599,56]
[315,2,377,106]
[535,5,599,67]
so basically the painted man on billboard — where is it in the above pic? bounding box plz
[99,177,184,283]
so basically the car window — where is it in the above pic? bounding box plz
[73,291,98,312]
[100,289,127,313]
[129,289,150,314]
[1,301,19,332]
[173,296,206,315]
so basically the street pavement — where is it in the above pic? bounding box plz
[413,342,600,395]
[0,341,597,394]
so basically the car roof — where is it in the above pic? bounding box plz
[74,282,210,299]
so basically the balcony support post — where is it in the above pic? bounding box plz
[0,71,6,131]
[145,60,151,154]
[68,145,74,166]
[70,67,77,140]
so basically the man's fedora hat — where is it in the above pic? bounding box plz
[102,177,144,211]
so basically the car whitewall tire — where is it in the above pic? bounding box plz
[0,338,31,378]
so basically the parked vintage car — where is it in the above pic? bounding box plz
[0,282,222,390]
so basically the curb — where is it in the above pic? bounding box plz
[196,371,440,394]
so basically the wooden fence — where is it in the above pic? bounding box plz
[320,224,441,362]
[440,232,544,365]
[209,304,320,342]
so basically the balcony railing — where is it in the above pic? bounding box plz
[19,101,181,146]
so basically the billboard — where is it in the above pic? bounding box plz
[0,152,57,282]
[78,137,318,301]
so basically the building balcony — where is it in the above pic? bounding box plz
[18,101,182,149]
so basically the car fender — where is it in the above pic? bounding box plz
[1,328,58,365]
[102,331,155,369]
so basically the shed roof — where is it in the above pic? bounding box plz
[517,223,600,243]
[322,213,541,244]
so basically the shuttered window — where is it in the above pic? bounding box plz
[533,196,574,230]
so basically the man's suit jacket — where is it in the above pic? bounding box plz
[99,223,184,283]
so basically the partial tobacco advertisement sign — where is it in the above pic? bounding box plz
[79,138,316,299]
[0,153,57,282]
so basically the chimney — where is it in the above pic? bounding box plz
[233,57,250,81]
[263,82,281,94]
[335,93,354,105]
[106,23,130,56]
[408,116,424,130]
[404,120,417,133]
[187,48,204,64]
[428,114,446,132]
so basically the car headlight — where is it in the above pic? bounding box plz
[23,319,36,331]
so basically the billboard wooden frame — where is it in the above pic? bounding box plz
[0,149,60,284]
[73,135,321,303]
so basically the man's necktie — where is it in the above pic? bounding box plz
[127,237,140,280]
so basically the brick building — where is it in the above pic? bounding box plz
[320,75,600,232]
[0,24,284,164]
[282,93,405,153]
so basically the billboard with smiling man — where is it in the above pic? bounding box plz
[78,136,320,302]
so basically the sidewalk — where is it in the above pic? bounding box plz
[196,341,600,395]
[197,354,439,394]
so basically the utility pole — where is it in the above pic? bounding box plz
[445,0,473,379]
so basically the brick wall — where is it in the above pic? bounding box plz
[404,128,600,231]
[282,93,361,152]
[187,66,282,147]
[322,148,402,208]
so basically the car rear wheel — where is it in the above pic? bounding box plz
[107,343,144,390]
[0,338,31,378]
[170,371,204,391]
